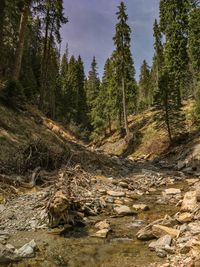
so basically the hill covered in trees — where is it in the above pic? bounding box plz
[0,0,199,144]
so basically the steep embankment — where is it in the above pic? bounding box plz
[96,101,198,163]
[0,102,137,178]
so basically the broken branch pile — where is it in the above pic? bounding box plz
[46,165,105,227]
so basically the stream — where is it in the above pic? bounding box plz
[2,178,187,267]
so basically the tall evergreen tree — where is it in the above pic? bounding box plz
[188,5,200,117]
[138,60,151,110]
[86,56,100,128]
[112,1,136,136]
[160,0,191,104]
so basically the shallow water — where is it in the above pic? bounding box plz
[6,183,183,267]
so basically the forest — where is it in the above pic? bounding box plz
[0,0,200,267]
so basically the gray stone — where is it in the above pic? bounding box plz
[113,205,134,216]
[156,249,167,258]
[0,244,20,263]
[149,235,172,251]
[136,228,155,241]
[177,161,186,171]
[164,188,181,195]
[17,239,36,258]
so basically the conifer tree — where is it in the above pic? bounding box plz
[90,58,114,137]
[86,56,100,128]
[138,60,151,110]
[112,1,136,136]
[160,0,191,104]
[188,5,200,117]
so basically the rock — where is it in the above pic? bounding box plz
[118,181,128,188]
[94,220,110,230]
[186,179,199,186]
[177,161,186,171]
[107,191,125,197]
[156,249,167,258]
[0,244,20,263]
[17,240,36,258]
[132,204,149,211]
[196,186,200,202]
[113,205,134,216]
[152,225,180,238]
[181,191,198,212]
[98,189,106,195]
[164,188,181,195]
[105,196,114,203]
[176,212,193,223]
[149,235,172,251]
[114,199,124,205]
[188,222,200,234]
[91,228,110,238]
[0,231,10,244]
[136,228,155,241]
[127,220,146,228]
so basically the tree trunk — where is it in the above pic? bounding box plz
[164,94,172,143]
[39,7,50,110]
[13,2,30,81]
[0,0,6,78]
[108,116,112,133]
[122,75,130,136]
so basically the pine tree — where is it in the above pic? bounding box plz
[138,60,151,110]
[153,15,185,141]
[90,58,114,137]
[75,55,89,128]
[86,56,100,128]
[188,5,200,118]
[112,1,136,136]
[160,0,191,104]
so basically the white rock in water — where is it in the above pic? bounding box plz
[107,191,125,197]
[17,240,36,258]
[113,205,134,216]
[181,191,197,212]
[164,188,181,195]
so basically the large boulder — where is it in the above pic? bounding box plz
[152,225,180,238]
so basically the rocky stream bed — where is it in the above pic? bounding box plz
[1,157,200,267]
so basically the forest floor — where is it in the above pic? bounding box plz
[1,103,200,266]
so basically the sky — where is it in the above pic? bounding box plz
[61,0,160,80]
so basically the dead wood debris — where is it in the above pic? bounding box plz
[46,165,105,228]
[0,174,19,195]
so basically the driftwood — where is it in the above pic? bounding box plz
[46,165,104,228]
